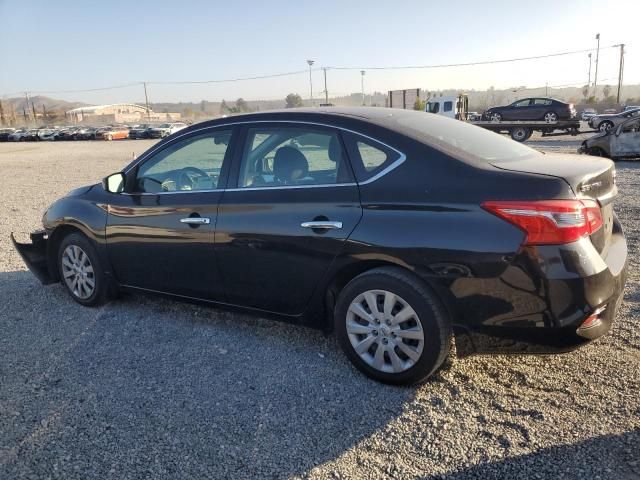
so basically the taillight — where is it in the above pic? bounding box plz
[482,200,603,245]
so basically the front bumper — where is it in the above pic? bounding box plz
[11,230,55,284]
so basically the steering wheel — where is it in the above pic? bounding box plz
[176,167,209,190]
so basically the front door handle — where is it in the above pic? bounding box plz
[180,217,210,225]
[301,221,343,230]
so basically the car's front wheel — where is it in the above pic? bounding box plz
[58,233,109,307]
[334,267,451,385]
[490,112,502,122]
[599,121,614,133]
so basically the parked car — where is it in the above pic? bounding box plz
[588,108,640,132]
[8,129,31,141]
[579,116,640,159]
[95,126,129,141]
[147,122,188,139]
[11,108,627,385]
[623,105,640,112]
[76,127,98,140]
[38,129,58,141]
[581,108,597,121]
[466,111,482,121]
[129,124,154,139]
[484,97,577,122]
[55,127,81,141]
[23,129,43,141]
[0,128,16,142]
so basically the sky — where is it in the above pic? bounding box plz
[1,0,639,104]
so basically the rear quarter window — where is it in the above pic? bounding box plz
[343,132,401,182]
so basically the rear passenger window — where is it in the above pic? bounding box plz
[343,133,401,183]
[444,101,453,112]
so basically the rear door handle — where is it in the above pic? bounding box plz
[301,221,343,230]
[180,217,211,225]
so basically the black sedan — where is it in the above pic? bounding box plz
[12,108,627,385]
[485,97,577,122]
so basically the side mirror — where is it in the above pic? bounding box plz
[102,172,125,193]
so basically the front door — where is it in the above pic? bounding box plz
[611,118,640,157]
[215,123,362,315]
[106,128,234,300]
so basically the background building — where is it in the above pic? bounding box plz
[66,103,181,124]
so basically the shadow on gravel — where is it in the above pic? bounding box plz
[0,270,418,479]
[431,429,640,480]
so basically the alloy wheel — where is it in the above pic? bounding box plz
[544,112,558,123]
[61,245,95,299]
[346,289,425,373]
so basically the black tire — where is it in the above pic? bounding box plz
[334,266,451,385]
[57,232,109,307]
[510,126,532,142]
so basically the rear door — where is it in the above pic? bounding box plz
[106,127,235,300]
[215,123,362,315]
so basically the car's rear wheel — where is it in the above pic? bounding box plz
[58,233,109,307]
[544,111,558,123]
[599,121,614,132]
[334,267,451,385]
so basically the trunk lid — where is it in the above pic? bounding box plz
[491,153,617,254]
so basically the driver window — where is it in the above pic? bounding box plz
[136,130,231,193]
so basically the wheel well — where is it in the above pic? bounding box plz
[322,261,455,332]
[47,225,86,281]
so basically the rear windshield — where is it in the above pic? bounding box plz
[395,113,539,163]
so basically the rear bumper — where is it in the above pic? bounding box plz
[454,220,628,356]
[11,230,55,285]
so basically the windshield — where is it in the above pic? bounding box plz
[395,112,538,162]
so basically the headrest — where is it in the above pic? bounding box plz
[273,146,309,184]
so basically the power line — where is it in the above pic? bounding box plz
[149,69,309,85]
[326,45,620,71]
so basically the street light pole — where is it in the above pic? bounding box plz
[306,60,314,106]
[323,67,329,104]
[593,33,600,99]
[143,82,151,122]
[360,70,366,106]
[587,53,592,98]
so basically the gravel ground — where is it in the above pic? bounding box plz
[0,138,638,480]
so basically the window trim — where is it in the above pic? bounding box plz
[123,120,406,193]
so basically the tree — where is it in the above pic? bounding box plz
[200,100,207,112]
[235,98,249,113]
[413,98,425,111]
[603,85,611,99]
[285,93,303,108]
[582,85,589,101]
[220,100,229,114]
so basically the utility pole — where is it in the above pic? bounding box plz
[143,82,151,122]
[323,67,329,104]
[31,100,37,126]
[593,33,600,99]
[616,44,625,104]
[306,60,314,106]
[545,82,548,97]
[360,71,366,106]
[587,53,592,98]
